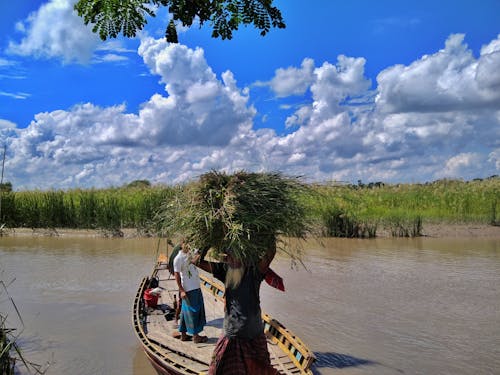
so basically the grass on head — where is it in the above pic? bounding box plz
[156,170,313,266]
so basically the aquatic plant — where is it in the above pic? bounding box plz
[1,280,49,375]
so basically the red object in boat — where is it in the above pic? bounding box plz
[143,288,159,307]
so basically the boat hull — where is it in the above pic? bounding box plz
[144,350,182,375]
[132,259,316,375]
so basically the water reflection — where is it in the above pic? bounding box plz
[1,235,499,375]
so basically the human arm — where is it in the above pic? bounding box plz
[172,251,187,299]
[195,259,217,274]
[258,238,276,274]
[174,271,186,300]
[194,256,226,284]
[190,245,209,265]
[191,246,216,274]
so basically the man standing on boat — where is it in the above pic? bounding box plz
[173,241,208,343]
[195,234,281,375]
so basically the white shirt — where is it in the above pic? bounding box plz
[173,250,200,292]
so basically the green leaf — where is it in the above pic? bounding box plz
[166,19,178,43]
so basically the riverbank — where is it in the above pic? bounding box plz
[2,224,499,239]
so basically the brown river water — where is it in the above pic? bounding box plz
[1,235,499,375]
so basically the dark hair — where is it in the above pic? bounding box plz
[149,277,159,289]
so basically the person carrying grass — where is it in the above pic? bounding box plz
[195,234,281,374]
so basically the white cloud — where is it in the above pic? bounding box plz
[269,58,315,97]
[7,0,101,64]
[0,119,17,129]
[376,34,500,113]
[96,40,136,54]
[2,33,499,190]
[309,55,372,120]
[0,91,30,99]
[488,150,500,171]
[476,34,500,93]
[440,152,482,178]
[96,54,129,63]
[137,37,255,146]
[0,58,15,67]
[2,39,257,189]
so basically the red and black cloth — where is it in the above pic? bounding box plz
[208,333,282,375]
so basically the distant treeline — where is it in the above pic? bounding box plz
[0,177,498,238]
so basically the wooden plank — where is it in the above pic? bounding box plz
[137,260,315,375]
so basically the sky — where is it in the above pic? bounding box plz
[1,0,500,190]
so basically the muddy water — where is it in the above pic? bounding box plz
[1,235,499,375]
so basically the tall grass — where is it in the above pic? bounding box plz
[0,176,497,238]
[0,185,175,234]
[304,177,499,237]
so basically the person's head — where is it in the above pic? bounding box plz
[179,237,189,253]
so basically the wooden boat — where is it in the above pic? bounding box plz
[132,256,316,375]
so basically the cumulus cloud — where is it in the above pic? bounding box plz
[2,33,499,190]
[440,152,482,179]
[7,0,100,63]
[488,150,500,171]
[376,34,500,113]
[0,119,17,129]
[282,55,371,128]
[309,55,372,120]
[2,38,258,189]
[476,34,500,92]
[268,58,315,97]
[137,37,255,146]
[264,33,499,183]
[6,0,131,64]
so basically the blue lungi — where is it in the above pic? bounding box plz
[179,288,206,335]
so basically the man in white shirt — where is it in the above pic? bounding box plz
[173,241,208,343]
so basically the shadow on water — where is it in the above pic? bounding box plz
[311,352,405,374]
[312,352,376,370]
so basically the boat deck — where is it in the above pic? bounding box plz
[134,260,315,375]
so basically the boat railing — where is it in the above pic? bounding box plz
[132,274,206,374]
[198,274,315,374]
[263,313,316,373]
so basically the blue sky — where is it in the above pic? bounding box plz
[1,0,499,190]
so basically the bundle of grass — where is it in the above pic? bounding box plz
[156,170,312,266]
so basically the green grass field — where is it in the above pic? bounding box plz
[0,176,498,238]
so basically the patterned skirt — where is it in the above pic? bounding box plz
[208,333,282,375]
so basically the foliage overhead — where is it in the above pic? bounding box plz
[74,0,286,43]
[155,170,312,265]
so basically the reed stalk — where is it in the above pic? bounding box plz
[0,176,496,238]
